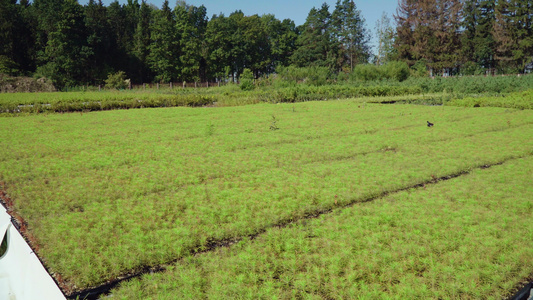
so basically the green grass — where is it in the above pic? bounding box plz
[0,84,424,114]
[110,156,533,299]
[0,99,532,293]
[446,90,533,110]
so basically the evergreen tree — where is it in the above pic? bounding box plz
[461,0,495,74]
[260,15,298,72]
[85,0,114,83]
[331,0,370,71]
[0,0,33,74]
[205,13,233,81]
[290,3,333,68]
[394,0,417,65]
[238,14,270,77]
[132,0,152,82]
[37,0,91,87]
[175,2,207,82]
[395,0,462,75]
[148,0,178,82]
[493,0,533,73]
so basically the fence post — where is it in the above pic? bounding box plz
[207,82,209,88]
[129,81,132,90]
[143,83,146,90]
[98,85,101,91]
[195,82,197,88]
[183,81,186,89]
[170,82,173,89]
[218,82,220,87]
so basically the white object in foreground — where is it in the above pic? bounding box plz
[0,206,65,300]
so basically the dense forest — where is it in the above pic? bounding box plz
[0,0,532,88]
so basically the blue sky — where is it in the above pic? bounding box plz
[178,0,399,52]
[89,0,399,54]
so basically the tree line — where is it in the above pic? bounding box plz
[395,0,533,76]
[0,0,532,88]
[0,0,370,88]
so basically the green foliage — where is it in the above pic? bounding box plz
[147,0,178,83]
[111,155,533,299]
[104,71,128,90]
[0,90,218,113]
[447,90,533,110]
[239,68,255,91]
[351,64,381,81]
[460,61,485,76]
[269,115,279,130]
[381,61,410,81]
[276,66,332,86]
[405,74,533,94]
[290,4,334,69]
[410,60,429,78]
[1,100,531,291]
[351,61,410,82]
[0,55,20,76]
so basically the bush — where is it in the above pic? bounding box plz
[0,55,19,76]
[276,66,332,86]
[351,64,382,81]
[381,61,410,82]
[410,60,429,78]
[350,62,410,82]
[105,71,128,90]
[240,68,255,91]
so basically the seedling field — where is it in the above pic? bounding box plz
[112,156,533,299]
[0,97,532,298]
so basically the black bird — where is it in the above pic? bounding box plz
[427,121,434,127]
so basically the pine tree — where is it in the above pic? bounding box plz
[331,0,370,71]
[394,0,417,65]
[148,0,178,82]
[38,0,92,87]
[132,0,152,82]
[238,14,270,77]
[461,0,495,74]
[290,3,333,68]
[175,2,207,82]
[205,13,233,81]
[0,0,32,75]
[395,0,462,75]
[85,0,113,83]
[493,0,533,73]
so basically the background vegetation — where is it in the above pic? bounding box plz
[0,0,532,89]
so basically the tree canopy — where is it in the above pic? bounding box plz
[1,0,532,88]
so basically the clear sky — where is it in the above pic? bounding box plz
[90,0,400,54]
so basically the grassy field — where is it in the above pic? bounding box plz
[0,94,532,297]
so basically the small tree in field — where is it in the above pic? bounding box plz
[105,71,128,89]
[240,68,255,91]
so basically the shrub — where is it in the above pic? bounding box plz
[0,55,19,76]
[351,64,381,81]
[276,66,332,86]
[381,61,410,82]
[105,71,128,90]
[410,60,429,78]
[240,68,255,91]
